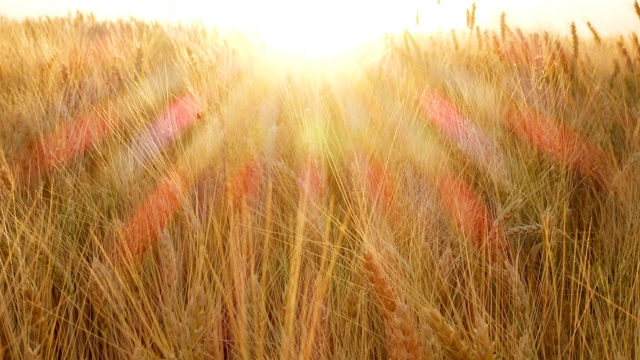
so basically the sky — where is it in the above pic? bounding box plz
[1,0,639,56]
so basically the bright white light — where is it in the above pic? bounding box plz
[173,0,417,58]
[2,0,640,56]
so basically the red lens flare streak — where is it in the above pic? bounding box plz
[365,158,396,215]
[434,170,507,256]
[405,91,509,258]
[118,93,203,180]
[419,89,506,180]
[506,107,610,189]
[347,152,398,219]
[112,94,206,262]
[298,157,326,203]
[228,159,264,208]
[16,108,111,185]
[13,74,186,187]
[116,174,186,260]
[129,94,203,165]
[496,33,547,70]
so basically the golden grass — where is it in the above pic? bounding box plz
[1,8,639,359]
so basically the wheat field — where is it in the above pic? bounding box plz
[0,6,639,359]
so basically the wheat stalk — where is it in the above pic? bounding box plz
[424,308,471,360]
[570,22,579,69]
[134,46,144,78]
[466,4,477,31]
[0,149,14,193]
[492,33,504,61]
[471,317,495,360]
[204,304,225,360]
[503,262,530,312]
[556,40,570,74]
[363,251,423,360]
[505,224,543,238]
[515,330,535,359]
[470,3,477,30]
[60,63,69,84]
[157,230,178,296]
[156,230,181,351]
[586,22,601,44]
[183,285,207,357]
[451,30,460,52]
[617,38,635,72]
[611,59,621,85]
[363,251,397,316]
[21,278,43,359]
[632,33,640,61]
[87,258,136,356]
[494,198,523,226]
[310,303,331,360]
[248,274,267,359]
[389,301,423,360]
[88,260,115,324]
[500,12,510,40]
[476,26,483,50]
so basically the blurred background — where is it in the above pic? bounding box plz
[1,0,639,55]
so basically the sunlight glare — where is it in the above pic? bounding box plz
[193,0,413,58]
[5,0,640,53]
[176,0,477,57]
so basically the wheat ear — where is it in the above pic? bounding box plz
[363,251,423,360]
[424,308,471,360]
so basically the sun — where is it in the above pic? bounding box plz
[8,0,480,57]
[25,0,478,58]
[251,16,381,58]
[162,0,424,58]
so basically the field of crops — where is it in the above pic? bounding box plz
[1,8,640,359]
